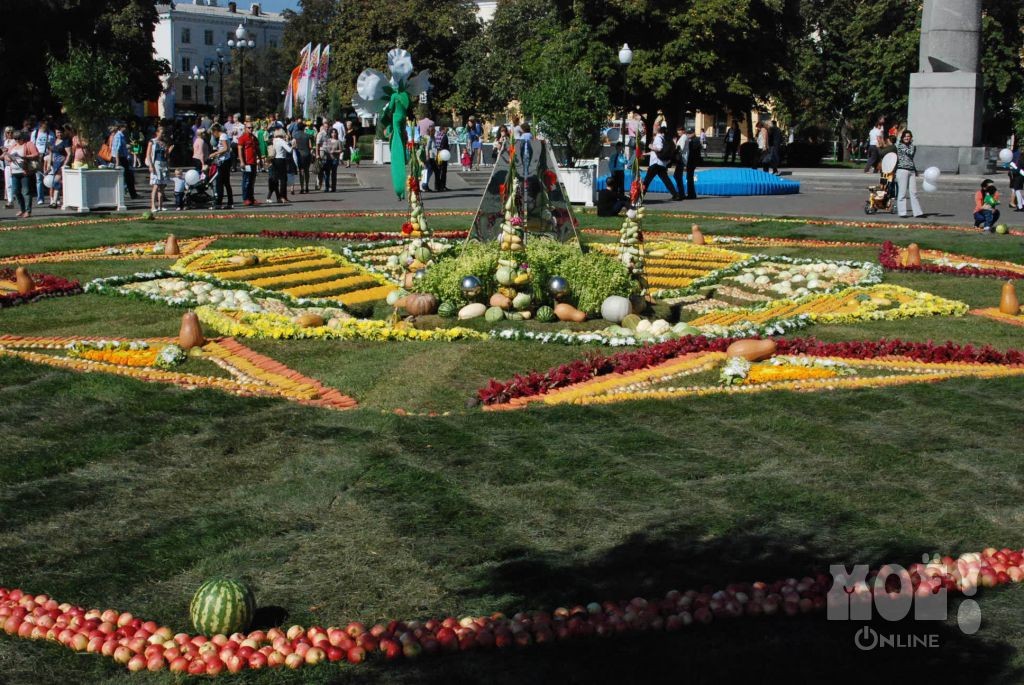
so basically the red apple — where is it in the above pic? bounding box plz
[113,646,133,664]
[146,655,166,672]
[267,651,286,668]
[226,654,247,674]
[379,638,401,660]
[346,646,366,664]
[169,656,189,673]
[249,652,269,670]
[206,657,225,676]
[284,653,304,670]
[187,659,207,676]
[127,655,147,672]
[326,646,344,662]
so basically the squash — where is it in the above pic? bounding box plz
[905,243,922,267]
[178,311,206,349]
[621,314,642,330]
[485,306,506,323]
[691,224,705,246]
[535,306,555,323]
[292,313,326,328]
[999,280,1019,315]
[600,295,632,323]
[458,303,487,320]
[228,254,257,267]
[512,292,532,310]
[404,293,438,316]
[554,303,586,323]
[403,272,416,289]
[726,338,777,362]
[495,267,513,286]
[165,234,181,256]
[14,267,34,295]
[437,301,456,318]
[489,293,512,310]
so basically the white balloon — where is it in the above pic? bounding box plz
[999,148,1014,164]
[184,169,201,186]
[922,180,938,193]
[43,174,54,189]
[438,149,451,163]
[923,166,941,183]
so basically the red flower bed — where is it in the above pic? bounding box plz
[259,230,469,241]
[879,241,1024,280]
[0,269,82,308]
[478,336,1024,405]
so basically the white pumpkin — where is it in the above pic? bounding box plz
[458,303,487,320]
[600,295,632,323]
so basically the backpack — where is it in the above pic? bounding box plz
[656,135,675,163]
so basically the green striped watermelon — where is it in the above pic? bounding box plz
[189,578,255,636]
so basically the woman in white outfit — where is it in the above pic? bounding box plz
[895,129,924,218]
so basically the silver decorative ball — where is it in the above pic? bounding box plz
[460,275,482,298]
[413,268,427,282]
[547,276,569,298]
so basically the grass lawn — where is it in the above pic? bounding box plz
[1,210,1023,683]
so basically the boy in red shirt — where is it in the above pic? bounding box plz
[237,122,259,206]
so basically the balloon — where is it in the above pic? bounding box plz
[43,174,54,189]
[922,180,938,193]
[999,148,1013,164]
[184,169,201,186]
[438,149,451,163]
[923,166,941,183]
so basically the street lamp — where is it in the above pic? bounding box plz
[213,45,231,121]
[189,65,206,106]
[618,44,633,155]
[228,23,256,120]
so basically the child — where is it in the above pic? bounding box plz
[173,169,186,211]
[973,179,1000,232]
[461,148,472,172]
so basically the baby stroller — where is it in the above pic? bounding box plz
[184,163,219,209]
[864,152,897,214]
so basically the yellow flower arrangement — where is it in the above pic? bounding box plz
[246,266,361,289]
[283,274,382,298]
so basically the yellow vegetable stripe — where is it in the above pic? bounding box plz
[970,308,1024,327]
[247,266,360,289]
[283,275,381,298]
[206,257,341,280]
[331,285,399,306]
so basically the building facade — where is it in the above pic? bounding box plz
[154,1,286,117]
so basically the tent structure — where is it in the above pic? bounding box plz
[467,137,582,245]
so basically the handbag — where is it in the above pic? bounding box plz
[350,148,361,163]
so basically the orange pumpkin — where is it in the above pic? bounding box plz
[292,313,326,328]
[178,311,205,349]
[164,234,181,256]
[905,243,922,267]
[14,267,34,295]
[691,224,705,246]
[554,302,586,323]
[404,293,438,316]
[489,293,512,310]
[726,338,777,362]
[999,280,1019,315]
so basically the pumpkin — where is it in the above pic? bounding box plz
[458,303,487,320]
[512,292,532,310]
[489,293,512,310]
[726,338,777,362]
[691,224,705,246]
[165,234,181,256]
[535,306,555,323]
[14,267,34,295]
[554,303,586,323]
[178,312,206,349]
[621,314,642,330]
[437,301,457,318]
[404,293,438,316]
[495,267,513,285]
[999,280,1019,315]
[600,295,632,323]
[485,306,506,323]
[292,313,325,328]
[905,243,922,267]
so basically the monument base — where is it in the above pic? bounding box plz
[912,145,992,175]
[907,71,983,149]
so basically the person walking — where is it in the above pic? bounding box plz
[31,121,53,206]
[671,126,688,199]
[48,126,70,208]
[292,124,311,193]
[191,128,208,172]
[3,131,40,218]
[314,122,329,190]
[864,118,885,173]
[754,122,768,170]
[145,125,170,212]
[2,126,15,208]
[237,121,258,206]
[724,119,741,163]
[210,123,234,209]
[268,129,291,204]
[422,127,437,191]
[467,116,482,169]
[642,125,681,200]
[608,141,627,201]
[762,120,782,175]
[684,128,702,199]
[434,125,450,191]
[321,128,342,192]
[895,129,924,218]
[111,123,138,199]
[255,121,269,173]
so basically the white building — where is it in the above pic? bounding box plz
[154,1,286,117]
[474,2,497,23]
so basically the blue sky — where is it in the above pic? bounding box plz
[255,0,301,13]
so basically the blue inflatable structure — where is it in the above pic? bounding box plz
[597,168,800,196]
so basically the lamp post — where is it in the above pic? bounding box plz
[618,43,633,154]
[213,46,230,121]
[228,24,255,121]
[189,65,206,107]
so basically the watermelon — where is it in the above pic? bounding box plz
[189,578,255,636]
[437,301,456,318]
[535,306,555,323]
[141,211,154,221]
[485,306,506,323]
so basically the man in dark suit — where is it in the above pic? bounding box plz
[684,128,702,199]
[724,120,741,163]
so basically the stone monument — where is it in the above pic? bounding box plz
[907,0,985,173]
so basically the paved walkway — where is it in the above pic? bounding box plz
[5,164,1024,229]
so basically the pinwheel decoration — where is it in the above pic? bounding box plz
[352,49,432,199]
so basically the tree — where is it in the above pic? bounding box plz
[47,47,130,156]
